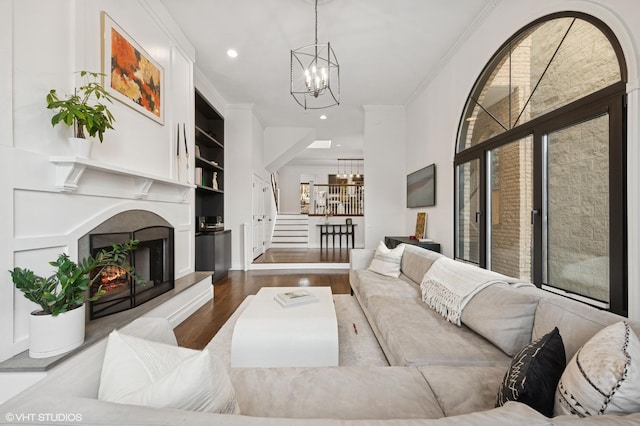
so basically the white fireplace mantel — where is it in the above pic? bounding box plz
[49,156,194,200]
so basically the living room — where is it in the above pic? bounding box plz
[1,0,640,423]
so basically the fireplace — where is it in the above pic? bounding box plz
[79,210,175,320]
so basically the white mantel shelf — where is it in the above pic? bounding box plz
[50,156,195,200]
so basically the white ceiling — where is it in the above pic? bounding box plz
[160,0,494,166]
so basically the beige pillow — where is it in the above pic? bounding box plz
[367,241,405,278]
[555,321,640,416]
[461,284,540,356]
[99,330,239,414]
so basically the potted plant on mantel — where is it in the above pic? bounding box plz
[45,70,116,158]
[9,240,141,359]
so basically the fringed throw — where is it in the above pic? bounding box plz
[421,257,529,326]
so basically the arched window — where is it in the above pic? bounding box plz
[454,13,627,315]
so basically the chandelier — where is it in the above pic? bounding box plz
[290,0,340,110]
[337,158,363,179]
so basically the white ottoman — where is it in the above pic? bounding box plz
[230,287,339,367]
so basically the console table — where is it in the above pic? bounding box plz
[317,223,356,249]
[384,236,441,253]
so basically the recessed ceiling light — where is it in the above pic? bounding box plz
[227,49,238,58]
[320,115,327,120]
[336,144,342,147]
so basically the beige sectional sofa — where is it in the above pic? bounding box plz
[2,244,639,425]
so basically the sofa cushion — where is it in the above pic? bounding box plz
[496,327,566,417]
[555,321,640,417]
[400,244,443,284]
[532,296,640,362]
[352,269,420,310]
[367,296,511,367]
[418,365,507,417]
[98,331,239,414]
[230,366,444,420]
[367,241,405,278]
[461,284,541,356]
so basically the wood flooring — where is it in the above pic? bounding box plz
[174,264,351,350]
[252,248,351,263]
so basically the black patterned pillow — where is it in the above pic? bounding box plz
[555,321,640,416]
[496,327,566,417]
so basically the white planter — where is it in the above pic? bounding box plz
[29,304,85,358]
[69,137,93,158]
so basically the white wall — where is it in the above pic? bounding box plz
[363,106,406,248]
[225,105,254,270]
[404,0,640,320]
[263,127,315,173]
[0,0,14,370]
[1,0,197,362]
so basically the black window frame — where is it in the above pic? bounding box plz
[454,12,628,315]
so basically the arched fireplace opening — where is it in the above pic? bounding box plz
[78,210,175,320]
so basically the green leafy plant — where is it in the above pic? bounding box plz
[45,70,116,142]
[9,240,142,316]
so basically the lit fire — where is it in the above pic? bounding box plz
[99,265,128,292]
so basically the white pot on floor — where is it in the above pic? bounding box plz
[29,304,85,358]
[69,137,93,159]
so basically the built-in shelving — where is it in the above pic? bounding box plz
[194,89,230,282]
[195,125,224,148]
[195,155,223,172]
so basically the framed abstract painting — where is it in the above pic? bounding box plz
[101,11,164,124]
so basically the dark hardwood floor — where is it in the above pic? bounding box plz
[174,266,351,349]
[252,247,351,263]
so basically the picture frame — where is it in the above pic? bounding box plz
[101,11,164,125]
[415,212,427,240]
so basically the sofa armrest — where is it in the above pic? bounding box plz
[2,317,178,403]
[350,249,375,290]
[350,249,375,271]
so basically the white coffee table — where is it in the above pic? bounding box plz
[230,286,339,368]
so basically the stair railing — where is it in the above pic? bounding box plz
[309,183,364,216]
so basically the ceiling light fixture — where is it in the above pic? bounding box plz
[337,158,362,180]
[226,49,238,58]
[320,114,327,120]
[290,0,340,110]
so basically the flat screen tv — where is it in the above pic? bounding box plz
[407,164,435,208]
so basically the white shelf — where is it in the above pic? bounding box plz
[49,156,195,200]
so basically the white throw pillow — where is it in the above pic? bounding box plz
[98,330,239,414]
[554,321,640,416]
[367,241,405,278]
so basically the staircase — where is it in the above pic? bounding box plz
[271,214,309,248]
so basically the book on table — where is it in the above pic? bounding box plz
[274,290,318,307]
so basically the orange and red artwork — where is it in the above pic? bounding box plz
[102,12,163,124]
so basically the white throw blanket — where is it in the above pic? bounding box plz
[421,257,530,326]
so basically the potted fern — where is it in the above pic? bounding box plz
[45,70,115,158]
[9,240,141,358]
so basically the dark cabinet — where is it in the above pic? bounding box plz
[384,236,441,253]
[195,230,231,282]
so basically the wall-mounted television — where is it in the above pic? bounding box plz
[407,164,436,208]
